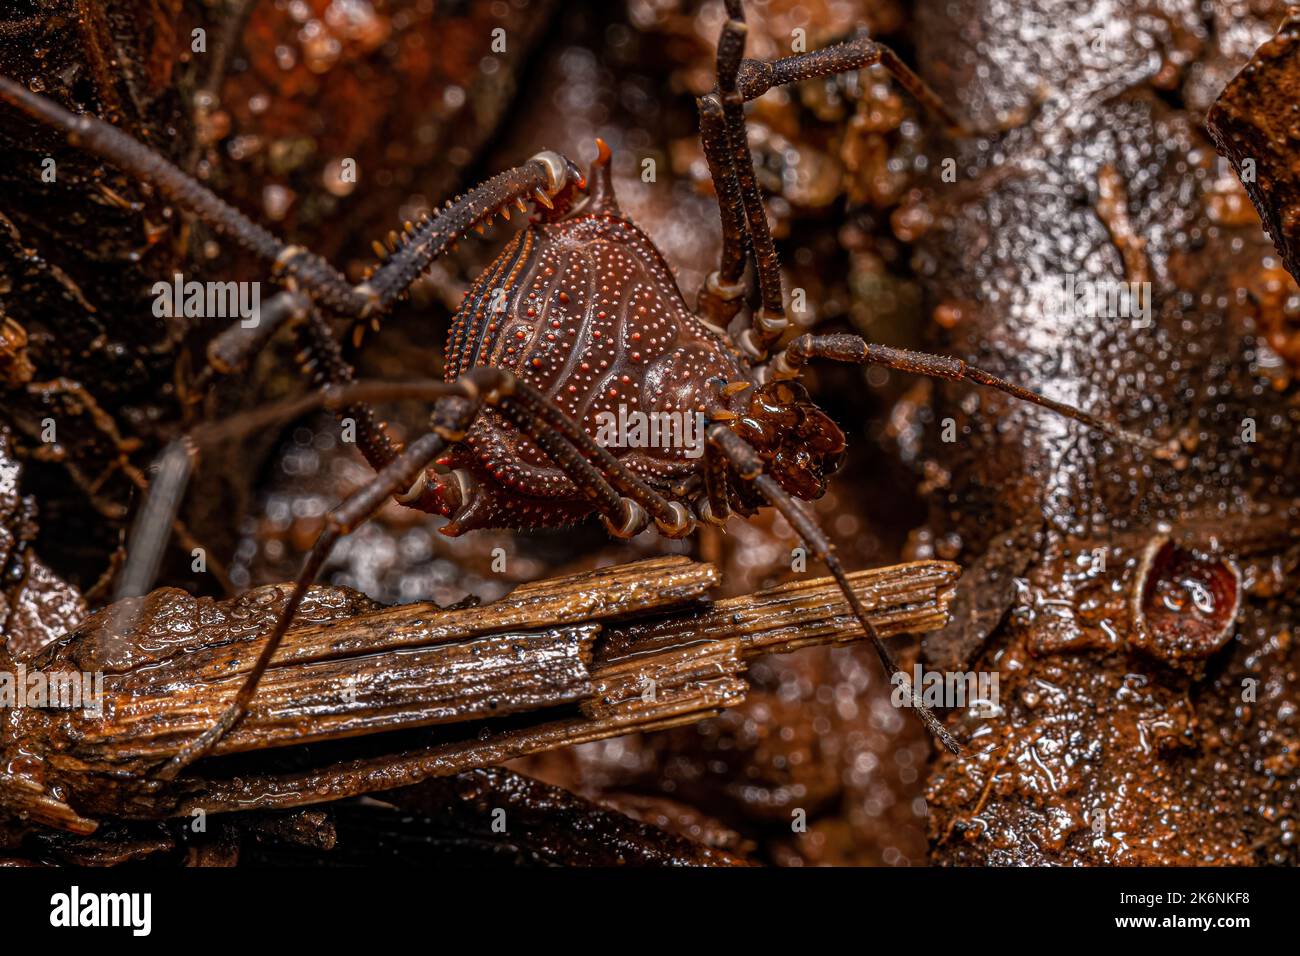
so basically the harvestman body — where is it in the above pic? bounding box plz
[0,0,1158,781]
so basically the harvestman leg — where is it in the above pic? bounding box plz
[699,439,733,527]
[698,0,967,358]
[155,400,476,779]
[0,74,588,592]
[0,76,577,320]
[769,333,1163,450]
[0,76,578,421]
[0,73,574,340]
[152,369,696,777]
[694,93,749,327]
[706,423,962,754]
[17,377,236,595]
[708,4,787,353]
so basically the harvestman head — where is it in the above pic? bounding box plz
[0,0,1163,780]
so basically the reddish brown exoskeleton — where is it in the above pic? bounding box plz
[0,0,1156,778]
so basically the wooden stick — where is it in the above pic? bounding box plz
[20,556,958,824]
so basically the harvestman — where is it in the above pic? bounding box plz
[0,0,1158,779]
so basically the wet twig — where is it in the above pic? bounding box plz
[3,556,958,832]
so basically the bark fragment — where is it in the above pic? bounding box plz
[1208,10,1300,287]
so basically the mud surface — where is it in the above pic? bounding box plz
[914,0,1300,864]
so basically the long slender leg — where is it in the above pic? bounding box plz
[0,77,361,312]
[1,74,582,509]
[116,372,714,776]
[119,363,700,676]
[194,292,402,477]
[188,370,692,537]
[112,380,485,621]
[770,332,1165,452]
[734,34,966,133]
[707,423,962,754]
[18,377,235,595]
[0,75,581,323]
[715,2,788,358]
[181,370,683,536]
[154,404,477,781]
[0,76,582,472]
[707,1,968,360]
[114,371,444,630]
[0,73,392,468]
[479,376,689,534]
[0,78,600,622]
[699,439,733,526]
[359,154,581,316]
[695,93,749,328]
[151,370,693,777]
[295,305,401,471]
